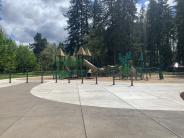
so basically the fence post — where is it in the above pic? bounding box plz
[130,68,134,86]
[113,70,115,85]
[26,71,28,83]
[81,70,83,84]
[55,71,58,83]
[96,71,98,84]
[41,71,43,83]
[68,71,71,83]
[9,73,11,83]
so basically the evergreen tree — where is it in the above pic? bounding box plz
[30,33,47,62]
[176,0,184,65]
[104,0,137,64]
[86,0,105,56]
[159,0,174,68]
[146,0,174,68]
[146,0,160,67]
[92,0,105,30]
[66,0,92,54]
[132,5,146,66]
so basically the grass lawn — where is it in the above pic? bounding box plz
[0,72,53,80]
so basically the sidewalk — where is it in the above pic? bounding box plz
[0,82,184,138]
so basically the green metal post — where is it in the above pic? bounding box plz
[113,70,115,85]
[9,73,11,83]
[26,71,28,83]
[96,72,98,84]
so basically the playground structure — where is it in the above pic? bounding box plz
[3,47,164,86]
[52,47,164,85]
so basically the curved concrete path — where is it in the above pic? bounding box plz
[0,82,184,138]
[0,79,25,88]
[31,80,184,111]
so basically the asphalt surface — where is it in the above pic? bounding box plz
[0,82,184,138]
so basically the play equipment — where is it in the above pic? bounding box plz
[84,59,98,72]
[118,51,164,80]
[84,59,104,73]
[118,52,132,79]
[53,47,96,80]
[52,46,164,86]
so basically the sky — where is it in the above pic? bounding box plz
[0,0,176,45]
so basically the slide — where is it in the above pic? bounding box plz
[84,59,98,72]
[84,59,104,73]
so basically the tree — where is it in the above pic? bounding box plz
[65,0,92,54]
[159,0,175,68]
[0,29,16,72]
[86,0,105,57]
[176,0,184,65]
[92,0,105,30]
[40,44,55,71]
[132,6,146,66]
[58,42,64,49]
[104,0,137,64]
[86,30,105,57]
[146,0,174,68]
[30,33,47,62]
[15,46,37,72]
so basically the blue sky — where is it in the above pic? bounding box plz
[0,0,175,45]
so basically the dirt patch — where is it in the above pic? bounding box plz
[181,92,184,100]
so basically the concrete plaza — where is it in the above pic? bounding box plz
[0,79,184,138]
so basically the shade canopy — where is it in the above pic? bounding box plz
[77,47,86,56]
[85,48,92,57]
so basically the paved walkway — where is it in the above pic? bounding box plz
[0,79,25,88]
[0,81,184,138]
[31,80,184,111]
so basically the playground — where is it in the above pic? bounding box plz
[0,76,184,138]
[0,47,184,138]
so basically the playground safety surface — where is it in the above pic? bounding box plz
[0,79,184,138]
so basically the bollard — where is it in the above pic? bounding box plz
[55,71,58,83]
[96,72,98,84]
[26,71,28,83]
[68,71,71,83]
[82,76,84,84]
[41,71,44,83]
[9,73,11,83]
[130,69,134,86]
[113,70,115,85]
[81,71,84,84]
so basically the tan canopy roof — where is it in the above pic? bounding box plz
[77,47,86,56]
[58,48,65,57]
[85,48,92,57]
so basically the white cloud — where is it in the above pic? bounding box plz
[167,0,176,6]
[0,0,177,45]
[0,0,69,44]
[136,3,142,15]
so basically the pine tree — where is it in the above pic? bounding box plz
[176,0,184,65]
[66,0,92,54]
[30,33,47,62]
[146,0,174,68]
[159,0,174,68]
[92,0,105,30]
[104,0,137,64]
